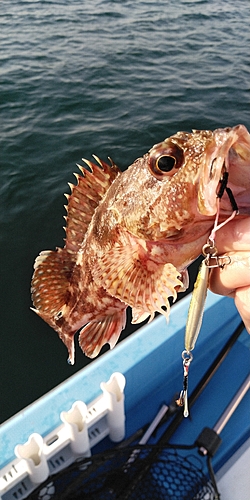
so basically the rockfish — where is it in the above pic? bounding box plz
[31,125,250,363]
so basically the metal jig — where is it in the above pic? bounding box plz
[177,174,237,417]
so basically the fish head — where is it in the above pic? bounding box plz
[111,124,250,245]
[149,124,250,224]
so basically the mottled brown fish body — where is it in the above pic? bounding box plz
[31,125,250,363]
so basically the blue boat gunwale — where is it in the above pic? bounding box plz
[0,291,249,473]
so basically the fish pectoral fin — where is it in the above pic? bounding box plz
[92,231,185,319]
[78,309,127,358]
[131,308,154,324]
[31,247,74,322]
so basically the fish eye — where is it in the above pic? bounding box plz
[148,141,184,180]
[156,155,176,172]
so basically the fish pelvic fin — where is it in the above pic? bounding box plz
[64,157,121,253]
[78,309,127,358]
[92,231,185,320]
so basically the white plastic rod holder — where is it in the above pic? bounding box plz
[61,400,91,456]
[15,433,49,484]
[101,372,126,442]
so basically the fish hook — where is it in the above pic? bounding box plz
[176,350,193,417]
[209,169,239,243]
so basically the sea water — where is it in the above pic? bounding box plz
[1,0,249,422]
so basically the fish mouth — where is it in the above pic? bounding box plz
[198,124,250,216]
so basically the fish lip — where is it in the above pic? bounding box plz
[198,124,250,216]
[227,125,250,169]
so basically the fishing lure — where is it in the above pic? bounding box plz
[177,176,238,417]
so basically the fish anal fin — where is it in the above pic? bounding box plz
[78,309,127,358]
[64,157,121,253]
[92,231,185,319]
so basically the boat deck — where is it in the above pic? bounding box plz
[0,292,249,499]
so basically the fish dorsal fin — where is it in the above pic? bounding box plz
[92,229,185,320]
[64,156,120,253]
[31,157,120,324]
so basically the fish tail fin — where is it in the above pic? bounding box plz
[31,248,75,365]
[32,303,76,364]
[31,248,73,318]
[31,248,78,364]
[78,309,127,358]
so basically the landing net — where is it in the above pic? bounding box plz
[28,444,217,500]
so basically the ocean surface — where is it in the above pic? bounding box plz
[1,0,249,424]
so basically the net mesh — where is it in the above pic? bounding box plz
[29,445,217,500]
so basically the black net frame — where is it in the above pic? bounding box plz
[28,443,219,500]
